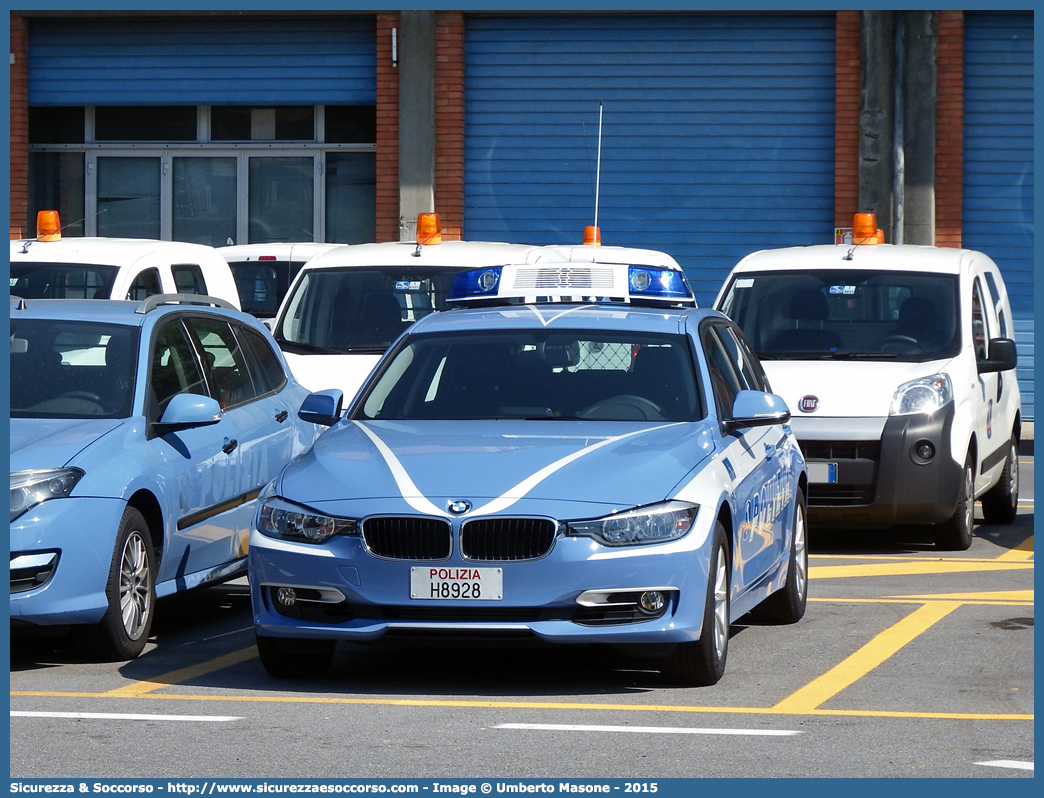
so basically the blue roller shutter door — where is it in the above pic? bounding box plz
[464,13,836,305]
[28,17,376,106]
[963,12,1034,420]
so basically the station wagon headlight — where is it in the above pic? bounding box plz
[257,497,358,544]
[890,373,953,416]
[565,501,697,547]
[10,468,85,523]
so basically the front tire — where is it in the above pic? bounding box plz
[76,507,155,661]
[934,453,975,551]
[661,521,730,686]
[981,436,1019,525]
[256,634,335,679]
[751,488,808,624]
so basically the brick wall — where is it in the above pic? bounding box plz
[935,11,964,248]
[10,15,29,240]
[834,10,861,229]
[434,11,465,241]
[376,13,400,242]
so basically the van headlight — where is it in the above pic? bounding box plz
[257,497,358,544]
[890,374,953,416]
[11,468,85,522]
[565,501,697,547]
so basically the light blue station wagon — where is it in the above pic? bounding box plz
[10,295,320,660]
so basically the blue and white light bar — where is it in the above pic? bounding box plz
[448,261,695,307]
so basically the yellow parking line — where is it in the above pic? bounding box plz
[995,535,1034,562]
[809,560,1030,579]
[770,601,961,714]
[808,596,1033,606]
[9,689,1030,722]
[103,646,257,697]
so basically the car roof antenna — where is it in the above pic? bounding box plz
[593,103,603,238]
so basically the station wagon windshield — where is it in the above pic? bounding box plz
[10,319,139,419]
[275,267,462,354]
[355,329,702,422]
[719,270,961,362]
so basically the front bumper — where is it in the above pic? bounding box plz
[249,516,714,646]
[796,404,961,528]
[10,497,126,626]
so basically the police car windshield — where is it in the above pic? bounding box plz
[355,329,701,423]
[10,262,117,300]
[275,267,461,354]
[720,270,961,362]
[10,319,139,419]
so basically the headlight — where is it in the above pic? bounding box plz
[565,501,697,547]
[257,497,358,544]
[890,373,953,416]
[10,468,85,523]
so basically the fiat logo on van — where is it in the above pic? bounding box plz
[799,396,820,413]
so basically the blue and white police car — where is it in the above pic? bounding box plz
[250,252,808,685]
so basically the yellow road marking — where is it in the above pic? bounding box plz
[809,561,1030,579]
[808,596,1033,606]
[8,690,1031,721]
[811,554,1025,563]
[771,601,961,714]
[103,646,257,697]
[995,535,1034,562]
[887,590,1033,602]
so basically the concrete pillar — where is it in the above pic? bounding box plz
[859,11,895,242]
[397,11,437,241]
[902,11,937,246]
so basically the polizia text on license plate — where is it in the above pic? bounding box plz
[411,567,503,600]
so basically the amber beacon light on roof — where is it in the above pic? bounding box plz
[35,210,62,242]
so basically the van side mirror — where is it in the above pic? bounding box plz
[978,338,1017,374]
[299,389,344,426]
[725,390,791,433]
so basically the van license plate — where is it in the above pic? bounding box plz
[410,567,503,600]
[808,462,838,484]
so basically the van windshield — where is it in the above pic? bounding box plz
[719,270,961,362]
[11,262,117,300]
[275,267,462,354]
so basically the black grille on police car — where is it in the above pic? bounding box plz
[460,518,557,561]
[363,517,452,560]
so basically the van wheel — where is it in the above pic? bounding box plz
[256,634,335,679]
[981,436,1019,525]
[661,522,729,686]
[934,454,975,551]
[750,488,807,624]
[75,507,155,661]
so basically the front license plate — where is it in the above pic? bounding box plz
[808,462,838,484]
[410,567,503,600]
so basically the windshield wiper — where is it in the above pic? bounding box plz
[276,340,354,355]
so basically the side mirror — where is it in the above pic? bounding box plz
[978,337,1017,374]
[725,390,791,432]
[153,393,222,435]
[299,389,344,426]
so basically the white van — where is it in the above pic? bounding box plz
[715,221,1021,550]
[270,214,566,399]
[11,212,241,309]
[216,242,342,319]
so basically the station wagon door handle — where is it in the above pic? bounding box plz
[274,410,289,423]
[764,442,777,458]
[222,438,239,454]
